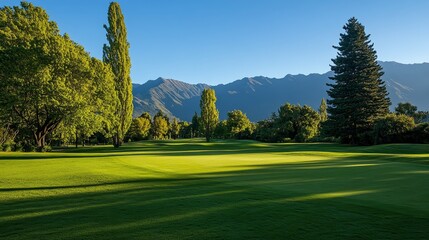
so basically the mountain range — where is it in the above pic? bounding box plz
[132,61,429,122]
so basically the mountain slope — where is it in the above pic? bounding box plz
[132,77,208,118]
[132,61,429,121]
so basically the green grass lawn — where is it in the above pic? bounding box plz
[1,139,428,239]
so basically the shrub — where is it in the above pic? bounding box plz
[37,145,52,152]
[373,114,415,144]
[2,141,13,152]
[13,143,23,152]
[357,131,375,146]
[22,142,36,152]
[407,123,429,143]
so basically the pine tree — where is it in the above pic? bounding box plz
[327,17,390,144]
[200,89,219,142]
[103,2,133,148]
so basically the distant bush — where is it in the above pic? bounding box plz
[373,114,415,144]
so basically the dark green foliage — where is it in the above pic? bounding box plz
[191,112,201,138]
[200,89,219,142]
[395,102,428,124]
[178,121,192,139]
[395,102,417,116]
[103,2,133,148]
[406,123,429,143]
[214,120,228,139]
[255,117,278,142]
[373,114,415,144]
[255,104,320,143]
[226,110,255,139]
[277,103,320,142]
[326,18,391,144]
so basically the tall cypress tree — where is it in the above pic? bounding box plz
[327,17,390,144]
[103,2,133,148]
[200,89,219,142]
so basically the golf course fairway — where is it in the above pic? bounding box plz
[1,139,428,239]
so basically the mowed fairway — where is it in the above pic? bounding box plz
[0,140,428,239]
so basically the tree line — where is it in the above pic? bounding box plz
[0,3,428,152]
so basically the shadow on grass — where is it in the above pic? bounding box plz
[1,140,428,162]
[1,154,429,240]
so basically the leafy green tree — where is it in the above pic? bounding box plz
[0,3,115,150]
[0,123,18,147]
[200,89,219,142]
[58,58,118,147]
[326,17,390,144]
[277,103,320,142]
[214,120,228,139]
[319,98,328,123]
[226,110,254,139]
[373,114,415,144]
[140,112,151,121]
[179,121,192,138]
[152,111,169,139]
[255,117,278,142]
[103,2,133,148]
[395,102,428,124]
[395,102,417,116]
[170,118,181,139]
[126,117,151,141]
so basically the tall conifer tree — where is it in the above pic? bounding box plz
[200,89,219,142]
[103,2,133,147]
[327,18,390,144]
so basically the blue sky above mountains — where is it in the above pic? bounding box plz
[2,0,429,84]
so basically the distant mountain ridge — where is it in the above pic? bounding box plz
[132,61,429,121]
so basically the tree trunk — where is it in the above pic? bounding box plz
[205,126,210,142]
[113,134,120,148]
[34,131,46,150]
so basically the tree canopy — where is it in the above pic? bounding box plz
[0,2,117,150]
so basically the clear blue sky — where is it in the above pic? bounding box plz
[2,0,429,85]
